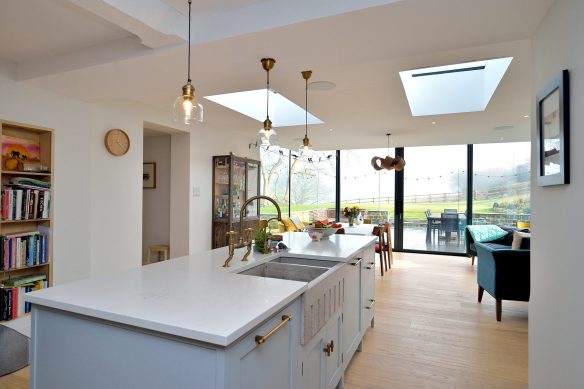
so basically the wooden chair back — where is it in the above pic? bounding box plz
[372,225,387,276]
[384,222,393,269]
[335,228,345,234]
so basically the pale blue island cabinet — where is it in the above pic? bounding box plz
[27,233,376,389]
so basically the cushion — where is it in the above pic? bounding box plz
[511,231,531,250]
[291,217,305,230]
[282,218,297,232]
[466,225,508,243]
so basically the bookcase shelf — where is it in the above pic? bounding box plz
[1,119,53,322]
[1,171,51,176]
[0,262,50,273]
[1,218,51,224]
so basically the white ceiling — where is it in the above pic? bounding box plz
[0,0,555,150]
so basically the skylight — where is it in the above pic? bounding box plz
[399,57,513,116]
[204,89,323,127]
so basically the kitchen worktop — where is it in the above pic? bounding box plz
[26,232,376,347]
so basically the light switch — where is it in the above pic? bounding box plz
[193,186,201,197]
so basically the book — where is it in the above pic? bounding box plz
[1,274,46,288]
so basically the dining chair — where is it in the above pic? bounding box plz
[335,228,345,234]
[425,209,440,242]
[383,222,393,270]
[373,225,387,276]
[440,213,459,242]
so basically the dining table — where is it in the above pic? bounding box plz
[341,223,375,236]
[426,213,467,243]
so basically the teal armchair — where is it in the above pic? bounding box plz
[475,242,530,321]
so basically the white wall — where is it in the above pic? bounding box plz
[142,134,171,262]
[170,132,190,258]
[0,60,256,283]
[530,0,584,387]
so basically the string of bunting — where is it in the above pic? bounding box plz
[258,145,530,179]
[258,144,336,163]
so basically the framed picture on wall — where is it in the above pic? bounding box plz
[536,69,570,186]
[143,162,156,189]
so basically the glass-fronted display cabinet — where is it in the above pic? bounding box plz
[212,154,261,248]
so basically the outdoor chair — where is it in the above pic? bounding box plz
[425,209,440,242]
[444,208,458,214]
[440,213,459,242]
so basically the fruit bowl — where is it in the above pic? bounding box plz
[305,227,339,240]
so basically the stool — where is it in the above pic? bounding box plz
[147,244,170,264]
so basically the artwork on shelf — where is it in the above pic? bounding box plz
[536,69,570,186]
[2,135,41,171]
[143,162,156,189]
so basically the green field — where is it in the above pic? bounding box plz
[260,194,529,221]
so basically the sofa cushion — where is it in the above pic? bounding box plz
[481,242,513,250]
[511,231,531,250]
[467,225,508,243]
[291,217,305,230]
[282,218,297,232]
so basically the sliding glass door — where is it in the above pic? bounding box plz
[402,145,468,253]
[339,149,395,239]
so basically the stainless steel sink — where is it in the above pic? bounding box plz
[238,261,329,283]
[270,256,338,268]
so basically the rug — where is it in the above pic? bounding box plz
[0,325,29,377]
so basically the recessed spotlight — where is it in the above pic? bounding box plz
[499,137,504,141]
[431,121,437,125]
[308,81,336,91]
[329,128,334,132]
[493,125,514,131]
[523,115,530,118]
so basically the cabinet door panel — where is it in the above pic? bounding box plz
[342,257,362,366]
[361,248,376,331]
[325,315,342,389]
[299,337,324,389]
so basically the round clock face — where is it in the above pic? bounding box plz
[104,129,130,156]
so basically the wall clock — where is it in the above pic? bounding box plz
[104,128,130,156]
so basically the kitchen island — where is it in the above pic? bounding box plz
[26,232,377,389]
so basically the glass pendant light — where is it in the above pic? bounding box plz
[173,0,203,125]
[299,70,313,156]
[258,58,277,145]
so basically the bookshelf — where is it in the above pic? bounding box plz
[0,119,53,321]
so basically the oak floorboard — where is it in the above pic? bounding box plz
[344,252,528,389]
[0,252,527,388]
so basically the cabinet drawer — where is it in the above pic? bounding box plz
[226,299,301,389]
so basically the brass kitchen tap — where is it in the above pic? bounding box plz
[222,195,282,267]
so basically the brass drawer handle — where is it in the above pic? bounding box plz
[365,299,375,310]
[255,315,292,345]
[323,339,335,356]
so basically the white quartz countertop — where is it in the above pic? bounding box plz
[26,232,376,346]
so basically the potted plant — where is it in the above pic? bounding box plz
[254,228,270,254]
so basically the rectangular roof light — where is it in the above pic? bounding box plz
[204,89,323,127]
[399,57,513,116]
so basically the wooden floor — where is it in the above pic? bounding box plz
[0,252,527,389]
[344,252,528,388]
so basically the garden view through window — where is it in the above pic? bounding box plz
[259,141,530,255]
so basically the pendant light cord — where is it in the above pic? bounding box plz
[187,0,192,83]
[266,68,270,119]
[387,133,390,155]
[305,77,308,137]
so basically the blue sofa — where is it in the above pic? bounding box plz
[475,240,530,321]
